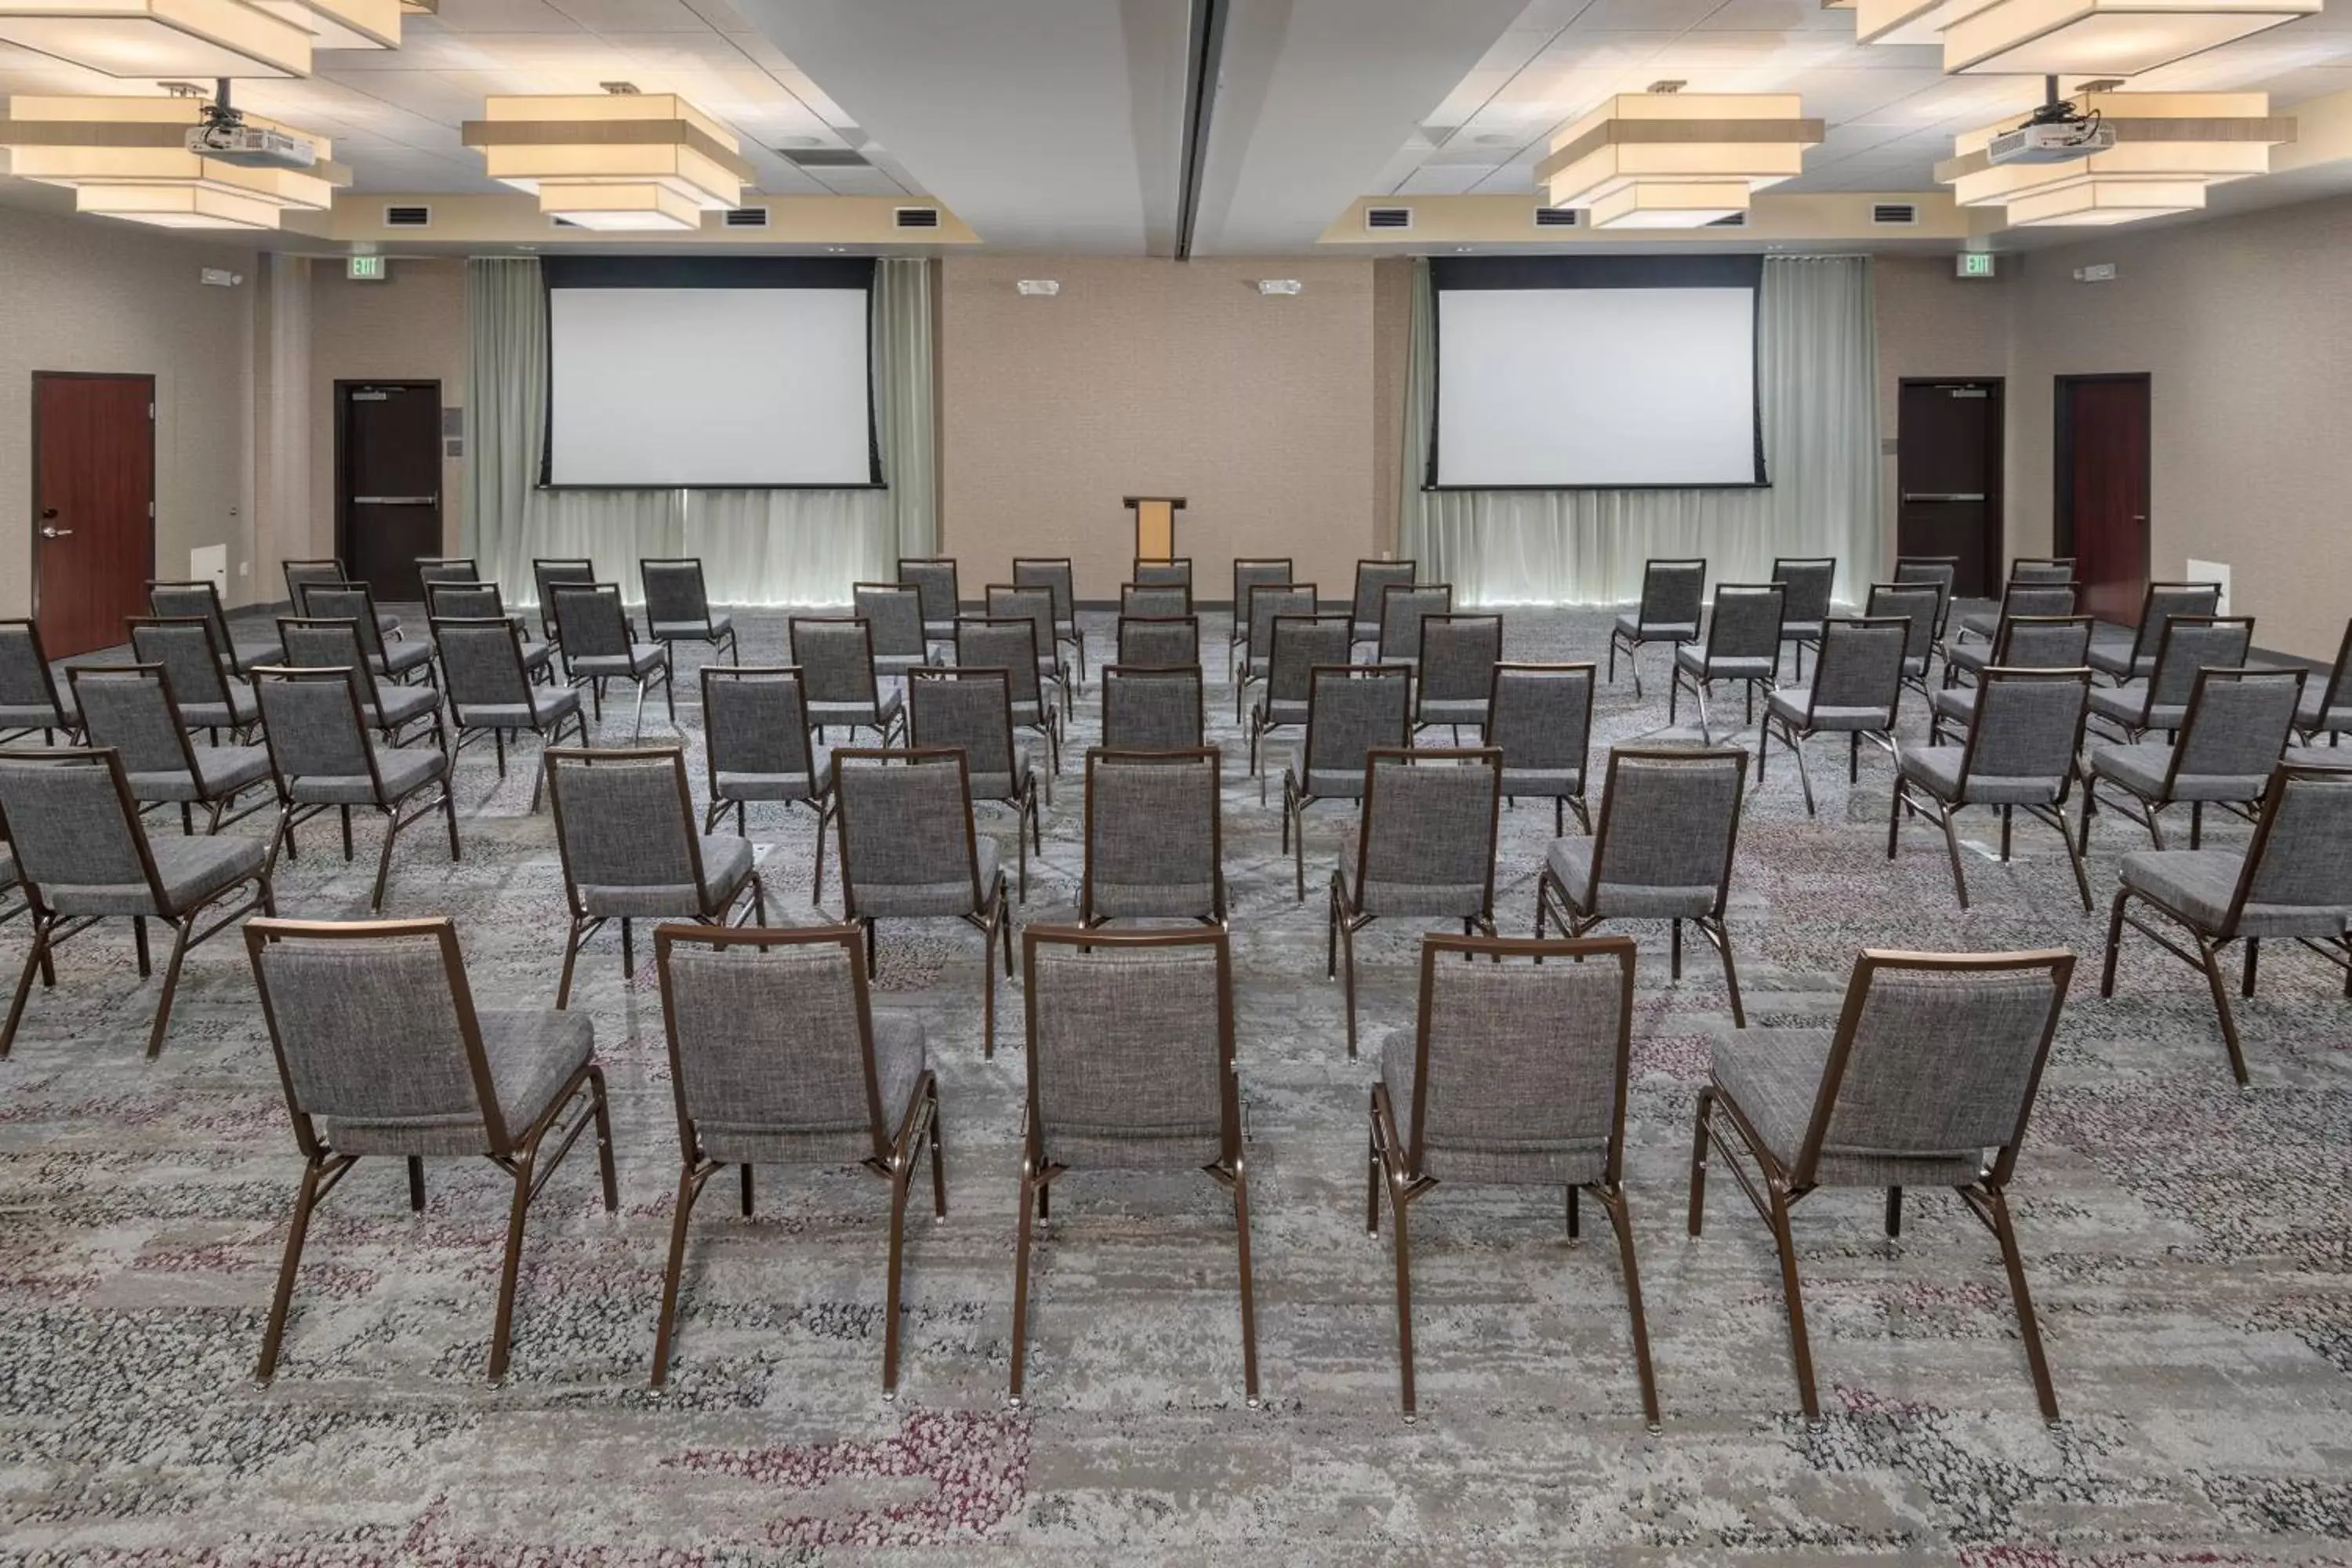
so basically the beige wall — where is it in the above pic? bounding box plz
[938,255,1383,603]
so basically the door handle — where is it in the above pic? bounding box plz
[1901,492,1986,503]
[351,495,438,506]
[2132,514,2148,523]
[40,525,72,539]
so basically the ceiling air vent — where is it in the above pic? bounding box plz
[1705,211,1748,227]
[1872,201,1920,226]
[1533,206,1580,229]
[779,147,870,169]
[383,204,430,228]
[724,207,770,228]
[1365,205,1414,231]
[893,206,941,230]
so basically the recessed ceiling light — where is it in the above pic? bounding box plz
[463,89,750,231]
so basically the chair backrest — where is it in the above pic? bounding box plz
[853,583,928,660]
[2316,619,2352,719]
[1132,558,1192,590]
[1402,933,1635,1183]
[0,749,163,910]
[1352,749,1501,916]
[1702,584,1784,663]
[1892,555,1958,635]
[1801,618,1907,723]
[1116,615,1198,670]
[1083,748,1222,922]
[1232,559,1294,622]
[1990,614,2094,669]
[1011,558,1076,625]
[434,617,535,713]
[2165,667,2304,787]
[254,667,382,794]
[1864,582,1943,673]
[1795,949,2073,1189]
[702,666,815,786]
[415,557,480,586]
[533,558,597,607]
[1960,667,2091,795]
[277,617,387,709]
[1352,561,1417,629]
[907,668,1019,785]
[1246,584,1317,659]
[1996,582,2078,625]
[545,748,707,912]
[2147,615,2255,710]
[147,580,234,652]
[298,584,390,661]
[1022,924,1236,1167]
[1378,583,1454,662]
[2005,557,2075,586]
[831,749,984,916]
[1265,615,1352,707]
[1636,559,1708,631]
[0,620,65,722]
[896,557,960,626]
[1591,746,1745,907]
[640,559,714,630]
[552,583,633,664]
[1121,583,1192,619]
[954,619,1047,711]
[789,617,882,706]
[2129,581,2227,665]
[1416,615,1503,707]
[1304,665,1411,784]
[655,924,891,1165]
[282,559,345,608]
[68,666,196,779]
[1487,662,1594,777]
[126,618,232,710]
[2229,763,2352,931]
[1101,666,1204,752]
[425,581,507,622]
[986,585,1059,664]
[1770,557,1836,626]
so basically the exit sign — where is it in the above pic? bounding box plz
[1955,251,1997,279]
[347,254,387,281]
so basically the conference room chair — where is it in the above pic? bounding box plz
[1116,613,1198,670]
[1131,558,1192,591]
[790,615,903,748]
[551,584,675,739]
[2005,556,2078,586]
[531,558,597,644]
[67,666,270,836]
[1236,583,1318,728]
[252,666,458,913]
[1944,583,2078,683]
[699,665,829,894]
[1669,583,1784,742]
[1120,582,1192,619]
[831,748,1012,1056]
[1081,747,1224,927]
[640,558,741,663]
[1247,612,1349,780]
[148,579,281,677]
[0,747,272,1058]
[1769,557,1836,682]
[1690,947,2074,1427]
[1929,616,2094,743]
[1099,666,1206,753]
[2087,582,2227,684]
[1280,663,1412,901]
[0,621,77,745]
[1890,666,2095,913]
[1376,583,1454,671]
[985,585,1074,717]
[1413,614,1502,742]
[2086,615,2255,744]
[545,746,765,1007]
[2082,666,2303,852]
[1009,924,1258,1410]
[285,558,402,639]
[278,617,447,749]
[1370,932,1657,1428]
[908,667,1044,898]
[954,618,1063,775]
[1865,580,1945,701]
[298,583,438,689]
[434,617,588,811]
[2294,619,2352,746]
[126,618,260,742]
[243,914,617,1385]
[2102,760,2352,1086]
[1350,559,1418,649]
[648,922,942,1397]
[1755,617,1908,817]
[1229,557,1295,673]
[1892,555,1959,644]
[853,583,932,679]
[1608,558,1706,697]
[1956,561,2078,643]
[1011,558,1085,685]
[1537,746,1748,1027]
[414,556,480,588]
[1489,662,1595,837]
[896,557,962,644]
[424,581,553,680]
[1329,748,1503,1059]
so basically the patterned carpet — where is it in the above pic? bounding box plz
[3,605,2350,1566]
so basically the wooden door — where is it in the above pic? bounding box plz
[32,372,155,659]
[337,381,443,604]
[1896,380,2003,600]
[2056,374,2151,626]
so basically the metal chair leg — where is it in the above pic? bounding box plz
[1229,1156,1261,1409]
[1597,1183,1662,1431]
[1008,1162,1039,1404]
[255,1153,335,1382]
[649,1161,709,1388]
[1767,1185,1821,1425]
[485,1143,538,1384]
[1686,1087,1714,1236]
[1984,1183,2061,1424]
[144,916,194,1058]
[882,1154,915,1399]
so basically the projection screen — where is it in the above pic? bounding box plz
[541,256,879,488]
[1430,255,1764,489]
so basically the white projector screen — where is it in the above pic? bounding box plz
[1432,258,1763,489]
[543,259,876,488]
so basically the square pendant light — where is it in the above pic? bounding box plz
[1,93,345,229]
[463,90,750,233]
[0,0,312,78]
[1941,0,2322,76]
[1850,0,2003,45]
[1939,90,2293,227]
[256,0,398,50]
[1537,92,1823,230]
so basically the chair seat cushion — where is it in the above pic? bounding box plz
[1944,642,1991,677]
[2090,684,2184,731]
[1676,645,1772,679]
[1337,858,1486,920]
[1418,698,1487,724]
[1899,745,2062,806]
[520,639,554,673]
[968,749,1035,804]
[2122,848,2352,938]
[1377,1029,1608,1188]
[376,612,402,637]
[1544,836,1717,920]
[809,690,903,728]
[44,832,264,917]
[1780,621,1826,643]
[1257,697,1308,728]
[1768,688,1890,731]
[1929,687,1979,724]
[458,687,580,731]
[1501,766,1581,797]
[652,612,732,641]
[1616,611,1696,642]
[0,700,74,731]
[700,1011,928,1167]
[1352,621,1381,643]
[922,619,958,640]
[2295,688,2350,733]
[715,769,815,803]
[179,684,260,731]
[578,834,756,918]
[569,644,667,681]
[1090,873,1217,920]
[1301,766,1368,799]
[2091,743,2267,804]
[369,683,441,730]
[1957,610,1999,641]
[375,639,434,677]
[127,744,271,804]
[227,636,283,671]
[1711,1031,1984,1189]
[287,742,448,805]
[2087,637,2147,679]
[851,836,998,918]
[328,1007,593,1158]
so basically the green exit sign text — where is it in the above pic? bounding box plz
[1955,251,1997,279]
[347,255,388,281]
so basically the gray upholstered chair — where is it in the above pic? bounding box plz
[699,666,829,887]
[1770,557,1836,682]
[955,618,1063,774]
[0,747,272,1058]
[2083,667,2303,852]
[1690,948,2074,1426]
[1100,666,1205,753]
[2102,761,2352,1085]
[148,579,281,676]
[1866,579,1944,699]
[415,556,480,588]
[68,665,270,835]
[0,620,77,745]
[433,616,587,810]
[278,616,446,749]
[1350,559,1417,648]
[2295,619,2352,746]
[649,923,942,1396]
[286,558,403,640]
[1413,614,1502,742]
[296,583,436,688]
[1012,557,1085,685]
[1370,932,1657,1427]
[1890,666,2094,912]
[1537,746,1748,1026]
[127,618,260,741]
[1892,555,1958,644]
[985,584,1073,715]
[1081,747,1224,926]
[544,746,764,1006]
[1131,557,1192,591]
[1958,560,2078,641]
[555,583,675,739]
[2087,581,2225,683]
[897,557,962,643]
[1944,583,2078,682]
[1756,617,1908,816]
[2005,556,2076,585]
[243,915,616,1384]
[1609,558,1707,696]
[832,747,1013,1055]
[1116,614,1198,671]
[789,615,900,746]
[1229,557,1295,673]
[424,582,553,679]
[639,557,739,662]
[1236,583,1318,728]
[1670,584,1784,742]
[1247,612,1350,779]
[1929,615,2094,742]
[1121,582,1192,619]
[1011,924,1258,1408]
[1280,663,1412,899]
[854,583,931,677]
[1330,748,1502,1057]
[908,666,1043,898]
[2087,615,2253,743]
[252,666,457,912]
[1490,662,1594,836]
[531,557,596,643]
[1376,583,1453,670]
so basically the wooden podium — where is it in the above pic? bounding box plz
[1124,495,1185,564]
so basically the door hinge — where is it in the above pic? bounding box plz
[148,402,157,419]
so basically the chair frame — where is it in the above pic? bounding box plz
[637,557,742,661]
[1889,666,2096,913]
[0,619,78,745]
[1280,663,1413,902]
[432,615,586,811]
[1607,558,1707,697]
[66,662,273,837]
[1080,746,1226,927]
[907,666,1044,898]
[555,583,677,740]
[2081,666,2305,854]
[1668,583,1784,743]
[1754,616,1908,817]
[1410,612,1502,743]
[699,664,833,887]
[1490,661,1596,837]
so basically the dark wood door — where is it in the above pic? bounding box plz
[1896,379,2003,599]
[337,381,443,604]
[33,372,155,659]
[2056,374,2151,626]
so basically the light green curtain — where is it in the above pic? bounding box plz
[1399,254,1882,607]
[463,256,936,606]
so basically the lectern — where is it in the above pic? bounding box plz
[1124,496,1185,564]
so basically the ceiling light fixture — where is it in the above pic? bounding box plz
[255,0,398,51]
[0,89,345,228]
[1842,0,2325,74]
[0,0,312,78]
[1940,87,2293,226]
[463,88,750,232]
[1537,92,1824,230]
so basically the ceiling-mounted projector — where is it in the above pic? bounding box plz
[1987,118,2114,165]
[180,79,316,170]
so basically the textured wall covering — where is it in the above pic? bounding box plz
[307,258,470,564]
